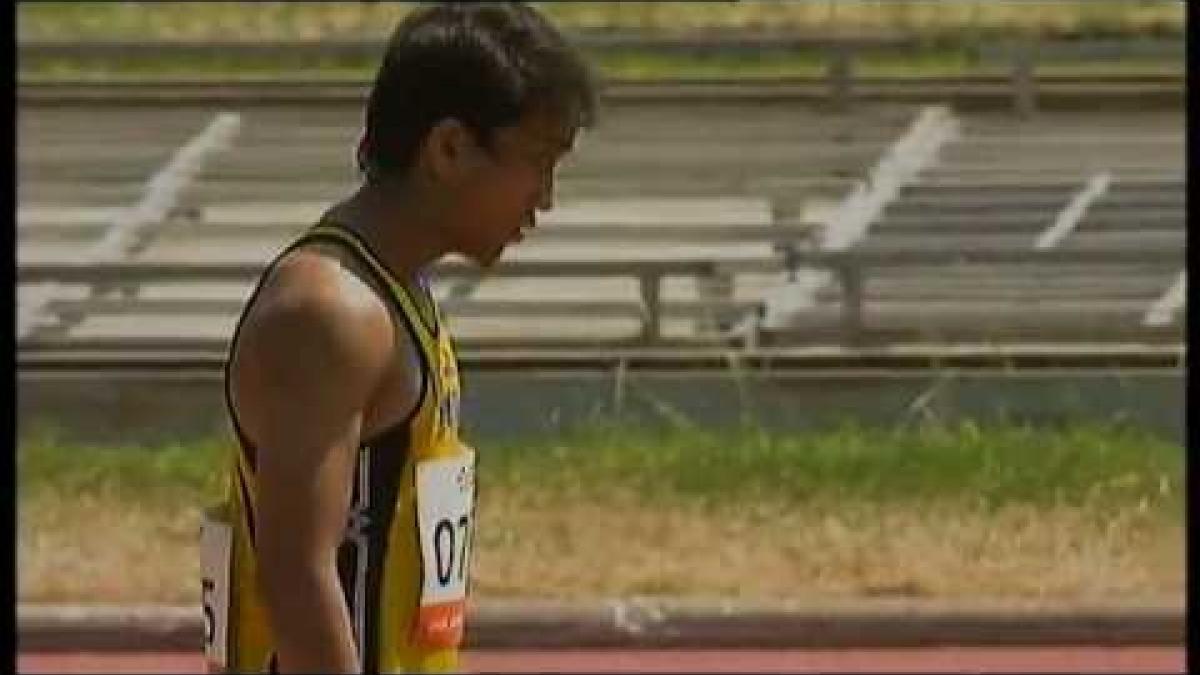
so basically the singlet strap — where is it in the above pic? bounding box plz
[303,222,441,345]
[223,229,358,473]
[297,221,442,421]
[225,219,437,474]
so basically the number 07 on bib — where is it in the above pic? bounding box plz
[414,450,476,648]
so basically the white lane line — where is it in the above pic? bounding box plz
[1034,171,1111,250]
[761,105,960,328]
[823,105,961,252]
[1143,271,1185,327]
[18,112,242,342]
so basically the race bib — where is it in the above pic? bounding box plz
[200,509,233,671]
[413,450,476,649]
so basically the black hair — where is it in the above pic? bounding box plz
[357,2,598,183]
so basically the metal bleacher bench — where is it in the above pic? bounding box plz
[19,245,1182,350]
[18,256,789,347]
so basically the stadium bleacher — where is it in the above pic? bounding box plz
[772,110,1185,344]
[17,100,1184,354]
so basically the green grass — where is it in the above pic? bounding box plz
[17,421,1183,603]
[19,421,1183,517]
[17,432,228,506]
[480,421,1183,515]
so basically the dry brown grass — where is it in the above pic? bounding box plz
[473,488,1183,602]
[18,486,1182,605]
[18,492,203,604]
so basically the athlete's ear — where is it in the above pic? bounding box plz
[423,118,484,184]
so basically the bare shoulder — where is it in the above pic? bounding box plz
[231,245,396,402]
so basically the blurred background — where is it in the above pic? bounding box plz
[16,0,1184,666]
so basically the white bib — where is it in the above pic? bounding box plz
[200,509,233,671]
[413,450,476,648]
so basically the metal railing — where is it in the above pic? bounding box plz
[18,247,1184,349]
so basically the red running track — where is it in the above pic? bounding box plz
[17,647,1185,673]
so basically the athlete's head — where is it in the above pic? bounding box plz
[359,2,597,266]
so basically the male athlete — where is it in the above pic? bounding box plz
[201,4,596,672]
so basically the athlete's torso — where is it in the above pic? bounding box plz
[211,220,473,673]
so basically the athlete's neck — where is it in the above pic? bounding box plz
[326,181,450,283]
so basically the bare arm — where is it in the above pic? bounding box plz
[230,261,394,673]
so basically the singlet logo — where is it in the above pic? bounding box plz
[346,507,370,540]
[437,342,461,431]
[454,464,473,493]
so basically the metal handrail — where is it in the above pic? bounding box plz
[18,247,1182,345]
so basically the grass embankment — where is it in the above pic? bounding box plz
[18,422,1183,605]
[16,1,1185,81]
[17,2,1186,41]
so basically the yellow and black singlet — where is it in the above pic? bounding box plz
[201,221,475,673]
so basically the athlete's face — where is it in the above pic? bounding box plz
[440,108,578,266]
